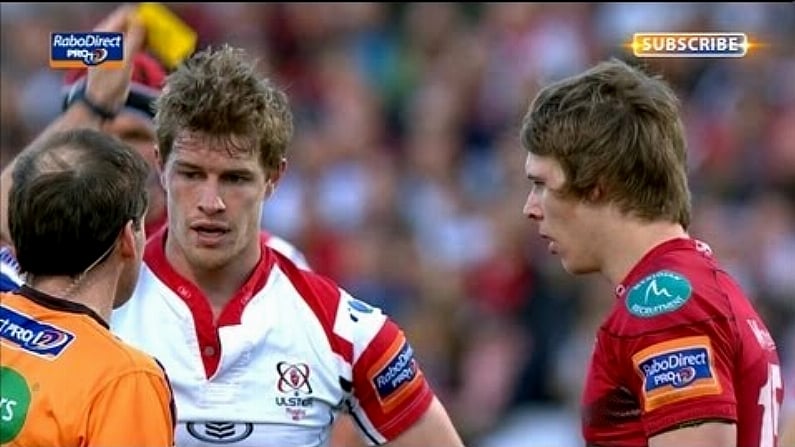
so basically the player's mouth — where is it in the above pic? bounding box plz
[190,221,230,246]
[540,233,558,255]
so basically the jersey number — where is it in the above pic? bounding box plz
[758,363,781,447]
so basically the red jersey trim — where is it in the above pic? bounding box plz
[616,238,704,299]
[143,227,276,379]
[271,251,354,363]
[270,253,434,440]
[352,319,434,440]
[644,401,736,438]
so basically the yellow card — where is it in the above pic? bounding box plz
[137,2,197,69]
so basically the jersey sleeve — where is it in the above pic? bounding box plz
[622,320,738,437]
[338,292,434,445]
[83,367,176,447]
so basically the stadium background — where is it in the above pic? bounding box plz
[1,3,793,446]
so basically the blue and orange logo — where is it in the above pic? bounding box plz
[49,32,123,69]
[632,336,721,411]
[0,306,75,359]
[368,336,423,412]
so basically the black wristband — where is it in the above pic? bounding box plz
[64,84,119,121]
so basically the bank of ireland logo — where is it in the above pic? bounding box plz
[49,32,123,69]
[0,367,31,443]
[626,270,692,318]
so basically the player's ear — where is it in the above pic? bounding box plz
[154,144,169,177]
[271,157,287,185]
[588,182,604,202]
[117,220,137,259]
[263,157,286,199]
[262,178,278,200]
[158,148,169,190]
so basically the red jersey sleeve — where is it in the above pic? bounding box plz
[349,318,434,443]
[625,330,737,436]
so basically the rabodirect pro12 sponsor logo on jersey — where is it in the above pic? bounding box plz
[0,306,75,359]
[50,32,123,69]
[632,336,721,411]
[368,336,422,412]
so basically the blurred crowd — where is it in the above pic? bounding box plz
[2,3,793,445]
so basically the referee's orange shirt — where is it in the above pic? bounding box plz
[0,286,175,446]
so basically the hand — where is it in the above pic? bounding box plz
[85,4,147,113]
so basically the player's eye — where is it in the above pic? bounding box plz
[223,174,250,184]
[179,170,202,180]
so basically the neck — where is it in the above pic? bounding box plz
[28,268,117,322]
[145,207,167,237]
[599,216,688,287]
[165,235,261,310]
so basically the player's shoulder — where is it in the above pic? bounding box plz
[269,245,388,336]
[605,239,741,335]
[107,338,169,377]
[76,315,165,375]
[261,230,311,270]
[1,291,163,378]
[85,325,169,381]
[269,245,359,317]
[269,244,334,294]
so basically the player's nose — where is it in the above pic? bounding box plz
[523,191,542,221]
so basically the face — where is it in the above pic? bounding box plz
[103,113,166,225]
[523,152,602,275]
[162,130,271,272]
[103,113,158,167]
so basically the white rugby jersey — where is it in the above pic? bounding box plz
[111,229,434,447]
[262,230,311,271]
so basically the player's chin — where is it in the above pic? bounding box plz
[560,258,598,276]
[188,249,235,271]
